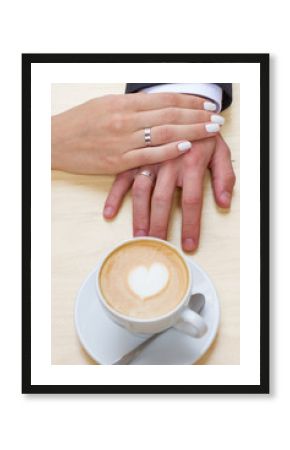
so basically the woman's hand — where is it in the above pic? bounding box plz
[103,134,236,252]
[51,93,224,175]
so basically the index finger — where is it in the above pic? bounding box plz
[103,171,135,219]
[127,92,217,113]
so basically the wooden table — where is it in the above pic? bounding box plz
[51,83,240,365]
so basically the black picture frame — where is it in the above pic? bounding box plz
[22,53,269,394]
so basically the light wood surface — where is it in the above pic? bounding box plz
[51,83,240,365]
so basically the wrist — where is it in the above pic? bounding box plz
[51,114,68,170]
[137,83,223,112]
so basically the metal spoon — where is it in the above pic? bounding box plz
[113,293,205,365]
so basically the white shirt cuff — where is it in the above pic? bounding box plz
[141,83,222,112]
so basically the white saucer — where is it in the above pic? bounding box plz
[74,259,220,365]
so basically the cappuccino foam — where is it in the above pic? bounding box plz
[99,240,189,319]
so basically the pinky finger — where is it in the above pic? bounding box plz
[123,140,192,169]
[103,171,135,219]
[210,135,236,209]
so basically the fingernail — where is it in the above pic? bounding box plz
[178,141,192,152]
[211,114,225,125]
[220,191,231,206]
[183,238,195,251]
[205,123,220,133]
[204,101,217,111]
[103,206,114,218]
[135,229,148,237]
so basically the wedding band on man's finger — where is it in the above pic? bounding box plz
[135,169,156,184]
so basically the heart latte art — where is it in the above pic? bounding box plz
[99,240,189,319]
[128,263,169,299]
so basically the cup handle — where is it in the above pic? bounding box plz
[173,308,207,338]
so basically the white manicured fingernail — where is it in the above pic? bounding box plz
[178,141,192,152]
[204,101,217,111]
[205,123,220,133]
[211,114,225,125]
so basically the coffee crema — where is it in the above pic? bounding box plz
[99,240,189,319]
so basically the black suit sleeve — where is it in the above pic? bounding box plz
[125,83,232,111]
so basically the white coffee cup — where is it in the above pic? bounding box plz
[96,238,208,338]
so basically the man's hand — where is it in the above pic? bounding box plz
[103,134,236,252]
